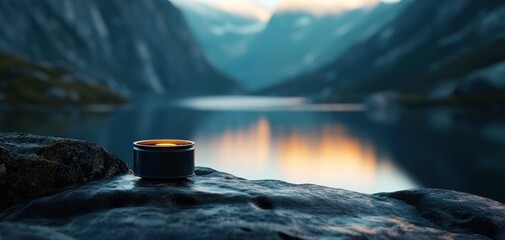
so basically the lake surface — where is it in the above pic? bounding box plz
[2,95,505,202]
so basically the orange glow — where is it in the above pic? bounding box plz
[196,116,388,190]
[135,139,193,147]
[172,0,382,22]
[276,125,377,187]
[155,143,177,147]
[209,117,272,172]
[277,0,380,16]
[211,1,273,22]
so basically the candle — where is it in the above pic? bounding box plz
[133,139,195,180]
[155,143,177,147]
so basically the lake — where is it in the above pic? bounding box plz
[1,95,504,202]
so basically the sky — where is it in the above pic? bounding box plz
[172,0,401,22]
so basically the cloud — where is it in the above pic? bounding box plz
[210,1,274,22]
[172,0,388,22]
[276,0,380,15]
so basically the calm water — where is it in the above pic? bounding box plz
[2,95,505,202]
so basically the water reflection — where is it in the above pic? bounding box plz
[196,115,416,193]
[1,96,504,201]
[178,96,364,112]
[277,125,378,189]
[211,117,272,171]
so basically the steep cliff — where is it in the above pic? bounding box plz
[0,0,239,94]
[229,2,405,90]
[265,0,505,105]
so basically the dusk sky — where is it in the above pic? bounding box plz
[172,0,402,22]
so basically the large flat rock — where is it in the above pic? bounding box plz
[1,167,504,239]
[0,133,129,210]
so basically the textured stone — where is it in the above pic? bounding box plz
[0,133,129,210]
[1,167,504,239]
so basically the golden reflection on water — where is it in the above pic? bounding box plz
[276,125,377,187]
[196,116,416,193]
[215,117,272,170]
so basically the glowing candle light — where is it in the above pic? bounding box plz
[155,143,177,147]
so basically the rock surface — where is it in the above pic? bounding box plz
[1,167,504,239]
[0,133,129,210]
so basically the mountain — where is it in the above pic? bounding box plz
[265,0,505,105]
[173,1,264,80]
[228,2,406,90]
[0,0,240,95]
[175,1,405,91]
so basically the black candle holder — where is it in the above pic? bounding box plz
[133,139,195,179]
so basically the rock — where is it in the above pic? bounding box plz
[0,133,129,210]
[1,167,504,239]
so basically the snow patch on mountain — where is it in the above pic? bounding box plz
[465,61,505,88]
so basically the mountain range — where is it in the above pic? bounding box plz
[264,0,505,105]
[2,0,503,106]
[177,1,407,90]
[0,0,240,96]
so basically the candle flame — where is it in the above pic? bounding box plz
[155,143,177,147]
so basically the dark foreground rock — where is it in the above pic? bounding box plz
[0,133,129,210]
[1,167,504,239]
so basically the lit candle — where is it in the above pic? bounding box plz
[155,143,177,147]
[133,139,195,180]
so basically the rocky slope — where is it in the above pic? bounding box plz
[1,167,504,239]
[0,53,126,106]
[265,0,505,105]
[228,2,406,90]
[173,1,263,86]
[0,0,239,94]
[0,132,129,210]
